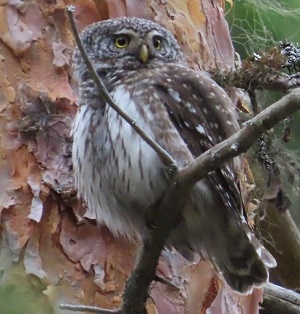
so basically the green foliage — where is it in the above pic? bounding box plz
[0,265,53,314]
[226,0,300,57]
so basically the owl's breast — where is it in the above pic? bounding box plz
[72,84,173,237]
[105,85,170,204]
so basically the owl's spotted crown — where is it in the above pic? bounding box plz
[83,17,172,37]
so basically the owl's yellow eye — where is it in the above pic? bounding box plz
[114,35,129,49]
[153,36,162,50]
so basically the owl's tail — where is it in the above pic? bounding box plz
[181,198,276,294]
[215,221,277,294]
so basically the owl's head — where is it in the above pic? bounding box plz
[73,17,185,78]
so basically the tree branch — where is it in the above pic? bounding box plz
[261,283,300,314]
[212,46,300,93]
[215,68,300,93]
[60,304,116,313]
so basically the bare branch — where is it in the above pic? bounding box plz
[66,6,176,169]
[215,68,300,93]
[213,46,300,93]
[60,304,119,313]
[265,283,300,306]
[261,283,300,314]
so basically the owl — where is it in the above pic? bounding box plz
[72,17,276,294]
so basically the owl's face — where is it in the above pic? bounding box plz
[76,17,185,74]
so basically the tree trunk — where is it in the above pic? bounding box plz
[0,0,264,313]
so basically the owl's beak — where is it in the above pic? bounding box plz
[139,44,149,63]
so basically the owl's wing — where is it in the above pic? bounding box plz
[153,67,276,292]
[154,67,242,214]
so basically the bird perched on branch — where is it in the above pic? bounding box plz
[72,17,276,294]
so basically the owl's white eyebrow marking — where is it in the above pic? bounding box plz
[147,30,163,37]
[115,29,137,36]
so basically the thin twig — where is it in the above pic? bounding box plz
[66,6,176,169]
[60,304,120,313]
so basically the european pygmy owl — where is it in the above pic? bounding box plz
[72,17,276,294]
